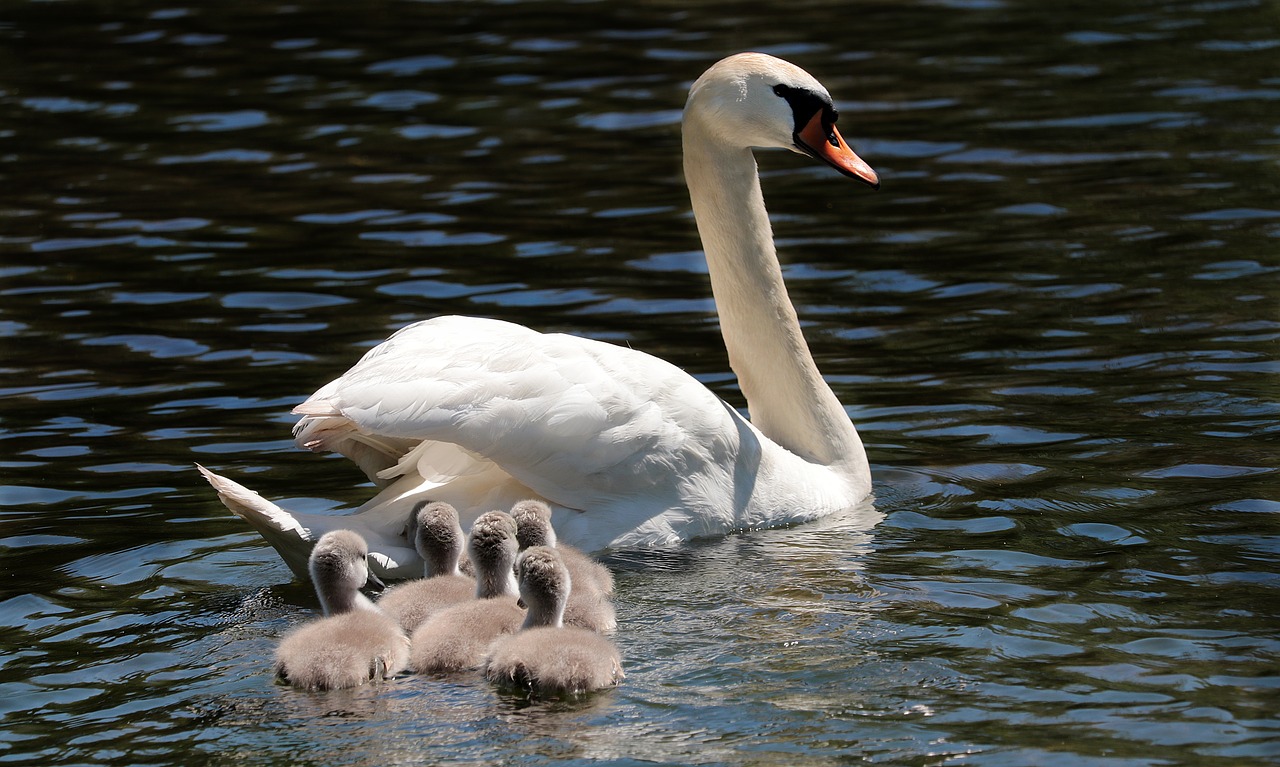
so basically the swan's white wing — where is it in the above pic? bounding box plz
[294,316,747,517]
[196,464,421,579]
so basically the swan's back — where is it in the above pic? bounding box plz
[291,315,759,550]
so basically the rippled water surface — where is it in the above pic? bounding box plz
[2,0,1278,764]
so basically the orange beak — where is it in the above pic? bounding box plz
[796,111,880,190]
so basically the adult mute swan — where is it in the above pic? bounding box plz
[199,52,879,580]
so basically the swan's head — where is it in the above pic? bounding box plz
[308,529,379,615]
[685,52,879,189]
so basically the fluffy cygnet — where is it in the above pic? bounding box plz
[408,510,525,674]
[484,546,624,696]
[274,529,409,690]
[377,501,475,632]
[511,500,617,633]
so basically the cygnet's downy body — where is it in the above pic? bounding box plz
[408,511,525,674]
[484,546,624,696]
[377,501,476,632]
[274,530,409,690]
[511,500,617,634]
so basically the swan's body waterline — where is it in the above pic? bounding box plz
[198,52,879,579]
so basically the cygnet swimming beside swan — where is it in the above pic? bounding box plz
[274,530,409,690]
[377,501,475,632]
[511,500,617,634]
[484,546,624,696]
[408,510,525,674]
[511,500,614,595]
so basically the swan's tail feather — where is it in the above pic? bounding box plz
[292,415,419,486]
[292,412,350,450]
[195,464,314,578]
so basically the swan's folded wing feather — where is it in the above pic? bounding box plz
[292,317,743,512]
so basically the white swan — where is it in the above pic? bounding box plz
[199,52,879,580]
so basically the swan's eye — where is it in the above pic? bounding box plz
[775,84,830,134]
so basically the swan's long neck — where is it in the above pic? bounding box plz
[683,124,866,472]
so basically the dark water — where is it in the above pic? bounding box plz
[2,0,1278,764]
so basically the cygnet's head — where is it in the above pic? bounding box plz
[467,510,520,598]
[412,500,465,576]
[684,52,878,188]
[517,545,572,629]
[308,529,375,616]
[511,499,557,549]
